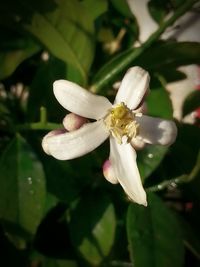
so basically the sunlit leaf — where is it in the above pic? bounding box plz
[68,192,116,265]
[0,134,46,240]
[127,192,184,267]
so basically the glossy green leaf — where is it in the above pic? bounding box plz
[135,42,200,70]
[127,193,184,267]
[137,145,168,181]
[0,134,46,239]
[68,192,116,265]
[182,90,200,117]
[24,0,95,84]
[147,79,173,119]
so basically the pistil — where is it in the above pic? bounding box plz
[104,102,139,144]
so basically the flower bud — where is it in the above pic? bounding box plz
[102,160,118,184]
[63,113,88,132]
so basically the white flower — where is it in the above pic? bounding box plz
[42,67,177,206]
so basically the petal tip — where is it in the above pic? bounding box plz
[160,120,178,146]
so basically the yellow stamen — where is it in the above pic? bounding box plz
[104,102,139,144]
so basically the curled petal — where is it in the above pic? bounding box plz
[109,137,147,206]
[136,115,177,145]
[102,159,118,184]
[43,120,109,160]
[53,80,112,119]
[42,129,67,155]
[115,66,150,110]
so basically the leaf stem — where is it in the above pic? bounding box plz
[147,150,200,192]
[91,0,199,93]
[17,122,62,131]
[16,106,62,131]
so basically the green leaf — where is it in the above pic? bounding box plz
[182,90,200,117]
[82,0,108,21]
[23,0,95,84]
[68,192,116,265]
[148,0,169,24]
[135,42,200,70]
[0,39,40,80]
[147,78,173,119]
[0,134,46,240]
[127,193,184,267]
[0,0,96,85]
[92,42,200,93]
[137,145,168,181]
[110,0,133,17]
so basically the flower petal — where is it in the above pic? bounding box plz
[42,129,67,155]
[136,115,177,145]
[115,66,150,110]
[127,0,158,44]
[109,137,147,206]
[43,120,109,160]
[53,80,112,119]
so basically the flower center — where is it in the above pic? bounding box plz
[104,102,139,144]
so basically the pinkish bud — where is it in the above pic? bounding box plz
[63,113,88,132]
[102,160,118,184]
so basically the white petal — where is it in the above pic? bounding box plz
[166,65,200,121]
[109,137,147,206]
[53,80,112,120]
[115,67,150,110]
[136,115,177,145]
[42,129,67,155]
[127,0,158,44]
[43,120,109,160]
